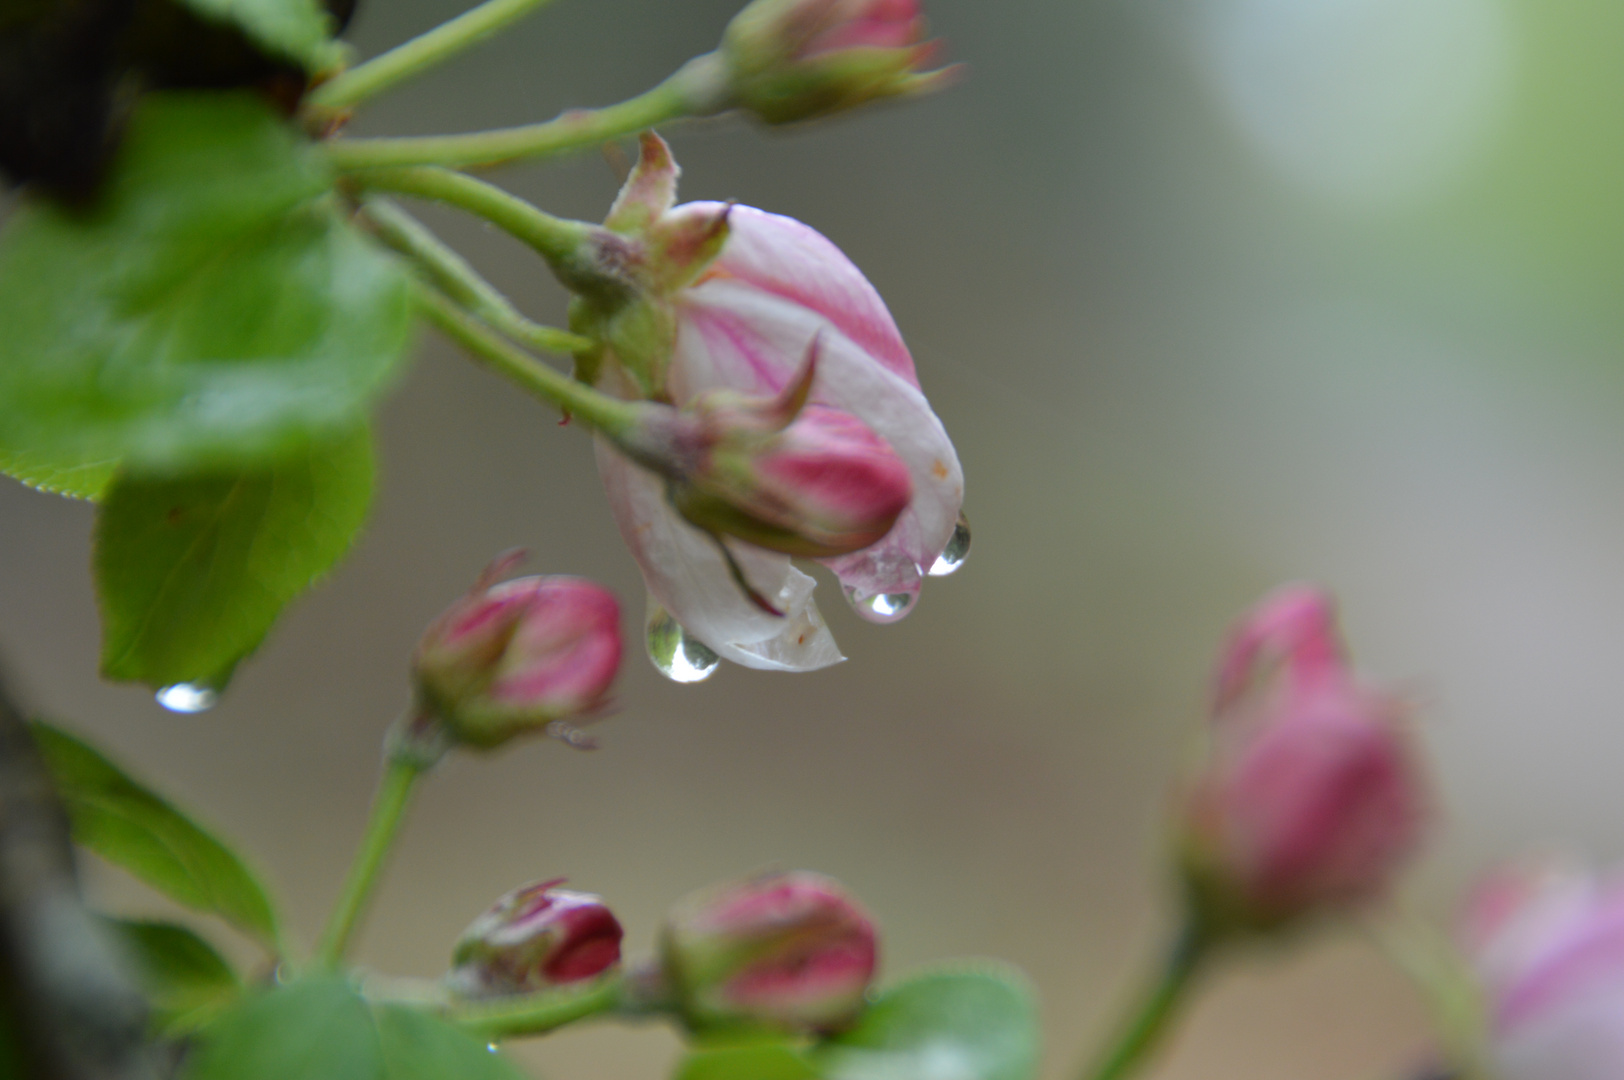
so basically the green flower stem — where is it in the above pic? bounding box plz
[450,975,627,1041]
[308,0,565,113]
[314,757,425,970]
[360,197,590,356]
[324,54,726,171]
[1368,912,1496,1080]
[344,165,591,269]
[413,282,642,439]
[1081,922,1213,1080]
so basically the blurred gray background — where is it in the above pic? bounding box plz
[7,0,1624,1075]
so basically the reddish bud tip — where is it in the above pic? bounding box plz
[448,880,624,997]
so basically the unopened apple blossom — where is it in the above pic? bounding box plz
[1178,585,1427,933]
[719,0,954,124]
[658,870,879,1033]
[412,556,623,749]
[448,880,625,998]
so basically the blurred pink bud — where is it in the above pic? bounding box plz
[448,879,624,998]
[659,870,878,1033]
[720,0,956,124]
[1463,861,1624,1080]
[1178,585,1427,932]
[413,557,622,749]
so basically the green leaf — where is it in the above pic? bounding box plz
[95,425,374,690]
[105,918,242,1034]
[373,1004,530,1080]
[31,721,283,950]
[182,978,532,1080]
[815,965,1040,1080]
[0,447,117,500]
[169,0,343,72]
[182,978,378,1080]
[0,92,411,475]
[675,1039,821,1080]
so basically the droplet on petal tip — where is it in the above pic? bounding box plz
[927,512,971,577]
[647,603,722,683]
[843,584,918,625]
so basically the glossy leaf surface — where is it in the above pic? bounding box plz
[94,427,374,690]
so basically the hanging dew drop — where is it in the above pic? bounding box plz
[845,586,917,625]
[155,683,218,713]
[929,513,972,577]
[487,1044,500,1054]
[646,602,721,683]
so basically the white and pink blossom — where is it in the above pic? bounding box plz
[1463,861,1624,1080]
[590,134,963,673]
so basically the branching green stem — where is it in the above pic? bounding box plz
[1080,922,1212,1080]
[314,757,425,970]
[361,198,590,356]
[450,975,626,1041]
[324,54,727,170]
[345,166,591,268]
[413,282,643,438]
[309,0,564,113]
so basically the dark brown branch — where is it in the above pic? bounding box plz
[0,663,159,1080]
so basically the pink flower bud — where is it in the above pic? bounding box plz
[659,870,878,1033]
[413,558,622,749]
[1461,861,1624,1080]
[625,341,913,565]
[720,0,957,124]
[448,879,624,998]
[1177,586,1427,933]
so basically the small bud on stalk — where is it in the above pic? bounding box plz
[658,870,878,1033]
[1177,585,1427,935]
[412,556,622,750]
[448,879,624,998]
[618,341,913,561]
[719,0,956,125]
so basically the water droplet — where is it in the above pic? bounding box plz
[487,1043,499,1054]
[844,585,918,625]
[929,513,972,577]
[155,683,218,713]
[646,602,720,683]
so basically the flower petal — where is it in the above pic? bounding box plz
[595,437,845,671]
[690,203,919,388]
[673,284,964,599]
